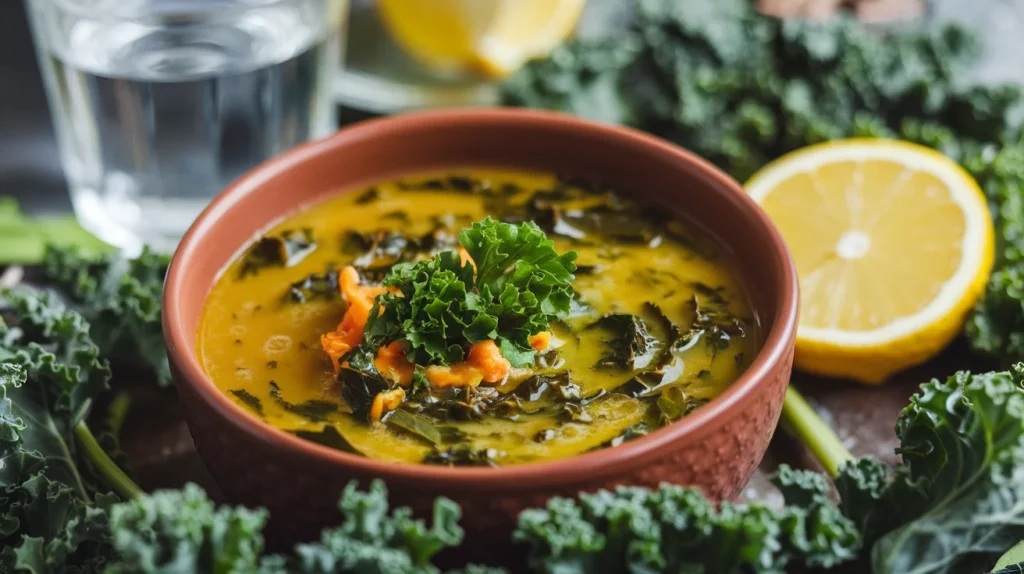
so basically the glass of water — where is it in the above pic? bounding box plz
[26,0,347,253]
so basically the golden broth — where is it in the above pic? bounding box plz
[197,169,759,466]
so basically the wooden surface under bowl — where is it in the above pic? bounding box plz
[162,109,799,561]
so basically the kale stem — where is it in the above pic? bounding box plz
[780,386,853,478]
[106,391,131,440]
[74,420,144,499]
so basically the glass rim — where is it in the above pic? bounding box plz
[39,0,314,20]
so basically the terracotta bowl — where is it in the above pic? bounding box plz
[163,109,798,559]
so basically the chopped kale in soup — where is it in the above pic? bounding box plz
[197,169,759,466]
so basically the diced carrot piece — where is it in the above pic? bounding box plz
[425,364,484,388]
[338,266,385,324]
[369,388,406,422]
[457,247,475,269]
[374,341,414,386]
[322,266,388,373]
[466,340,511,384]
[529,331,552,351]
[321,331,352,374]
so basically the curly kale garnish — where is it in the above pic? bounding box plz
[364,218,577,368]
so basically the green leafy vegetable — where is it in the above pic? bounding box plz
[104,483,268,574]
[384,409,465,446]
[291,426,361,455]
[423,445,502,467]
[587,314,660,370]
[504,0,1024,360]
[230,389,264,415]
[240,228,317,278]
[364,218,576,368]
[0,288,119,572]
[338,356,391,420]
[285,266,340,304]
[268,381,337,423]
[513,465,859,573]
[343,226,459,282]
[286,480,474,574]
[836,366,1024,573]
[42,245,171,385]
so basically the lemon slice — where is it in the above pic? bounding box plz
[377,0,586,78]
[745,140,994,383]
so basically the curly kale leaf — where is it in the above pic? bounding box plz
[460,218,577,361]
[0,289,111,494]
[102,480,500,574]
[104,483,267,574]
[365,219,576,368]
[834,366,1024,574]
[964,144,1024,360]
[42,245,171,385]
[501,37,642,126]
[513,465,859,574]
[0,290,118,573]
[366,250,480,365]
[0,473,116,573]
[288,480,470,574]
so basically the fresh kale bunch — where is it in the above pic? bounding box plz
[504,0,1024,362]
[834,366,1024,574]
[514,365,1024,574]
[104,483,269,574]
[6,249,1024,573]
[104,480,498,574]
[0,288,118,572]
[515,465,860,573]
[0,283,502,574]
[42,245,172,385]
[364,218,577,367]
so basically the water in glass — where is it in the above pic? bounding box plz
[27,0,346,253]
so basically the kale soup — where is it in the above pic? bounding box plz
[197,169,760,466]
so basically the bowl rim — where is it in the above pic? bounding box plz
[163,107,798,489]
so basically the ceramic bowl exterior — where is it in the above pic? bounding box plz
[163,109,798,557]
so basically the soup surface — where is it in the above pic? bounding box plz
[198,169,760,466]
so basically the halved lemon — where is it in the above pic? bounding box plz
[745,140,994,383]
[377,0,586,78]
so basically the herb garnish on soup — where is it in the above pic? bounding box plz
[197,169,759,466]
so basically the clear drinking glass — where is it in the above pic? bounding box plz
[26,0,347,253]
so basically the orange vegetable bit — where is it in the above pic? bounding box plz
[321,266,387,373]
[467,339,511,383]
[369,388,406,422]
[321,331,353,374]
[338,265,386,324]
[425,363,484,388]
[529,331,552,351]
[422,340,512,388]
[374,341,415,386]
[457,246,475,269]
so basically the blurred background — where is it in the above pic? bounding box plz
[2,0,1023,254]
